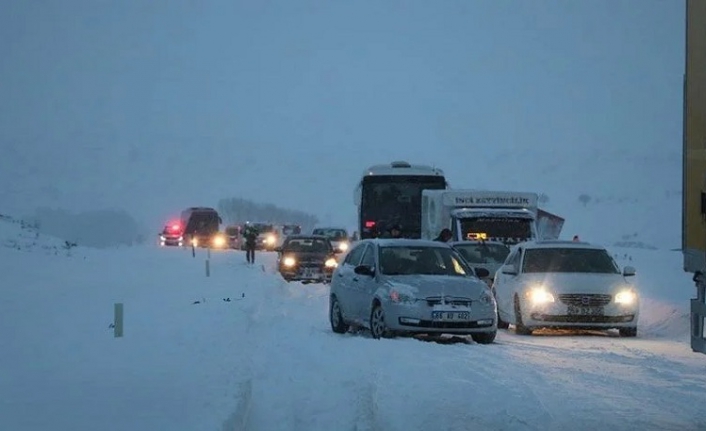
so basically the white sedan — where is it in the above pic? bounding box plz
[492,240,639,337]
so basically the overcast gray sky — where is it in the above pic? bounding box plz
[0,0,684,229]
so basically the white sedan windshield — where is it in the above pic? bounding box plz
[522,248,620,274]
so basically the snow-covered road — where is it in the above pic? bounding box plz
[1,230,705,431]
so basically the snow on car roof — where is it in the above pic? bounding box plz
[367,238,451,248]
[510,239,606,251]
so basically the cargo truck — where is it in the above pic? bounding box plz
[421,190,564,245]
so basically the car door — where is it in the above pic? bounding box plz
[494,248,522,321]
[334,242,366,319]
[351,244,377,321]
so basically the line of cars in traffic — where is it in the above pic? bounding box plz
[157,206,314,252]
[158,208,639,342]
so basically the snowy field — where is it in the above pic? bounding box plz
[1,217,705,431]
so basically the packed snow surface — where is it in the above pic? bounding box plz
[1,218,704,431]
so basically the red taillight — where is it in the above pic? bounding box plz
[170,223,181,232]
[364,221,376,228]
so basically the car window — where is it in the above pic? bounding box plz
[344,243,367,266]
[505,249,520,268]
[284,238,330,253]
[312,228,347,239]
[379,245,471,276]
[454,243,510,265]
[360,245,375,268]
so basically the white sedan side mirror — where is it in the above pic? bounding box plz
[623,266,636,277]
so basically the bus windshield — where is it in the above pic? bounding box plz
[360,175,446,238]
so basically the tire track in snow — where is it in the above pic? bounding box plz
[352,372,383,431]
[221,379,253,431]
[222,262,362,430]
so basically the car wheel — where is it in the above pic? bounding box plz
[471,331,497,344]
[370,303,391,339]
[329,296,349,334]
[513,295,533,336]
[619,327,637,337]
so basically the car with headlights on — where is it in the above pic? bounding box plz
[492,240,639,337]
[159,221,184,247]
[312,227,351,253]
[275,235,341,283]
[450,240,510,287]
[328,239,497,343]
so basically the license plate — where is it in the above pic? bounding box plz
[432,311,471,321]
[567,305,604,316]
[302,268,318,278]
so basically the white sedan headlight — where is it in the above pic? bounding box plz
[615,289,637,305]
[325,258,338,268]
[526,286,555,304]
[283,256,296,267]
[338,242,349,252]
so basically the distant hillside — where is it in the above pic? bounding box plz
[217,197,319,232]
[22,208,147,248]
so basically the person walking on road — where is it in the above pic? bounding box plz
[243,224,258,264]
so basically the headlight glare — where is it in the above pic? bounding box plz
[615,290,637,305]
[283,256,296,267]
[213,235,226,247]
[526,287,555,304]
[338,242,349,251]
[325,258,338,268]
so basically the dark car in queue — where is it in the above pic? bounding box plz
[275,235,341,283]
[159,221,184,247]
[181,207,227,249]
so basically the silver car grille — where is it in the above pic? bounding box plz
[557,294,612,307]
[425,296,473,307]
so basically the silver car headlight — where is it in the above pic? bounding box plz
[338,241,349,252]
[390,290,415,304]
[615,289,637,305]
[479,291,494,306]
[283,256,296,267]
[525,286,555,304]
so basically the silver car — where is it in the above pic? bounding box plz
[328,239,498,344]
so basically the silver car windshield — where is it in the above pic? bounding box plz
[454,243,510,265]
[379,246,472,276]
[522,248,620,274]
